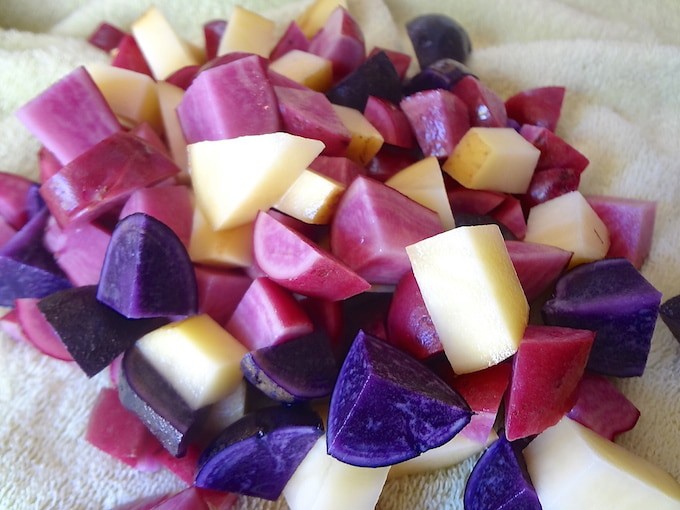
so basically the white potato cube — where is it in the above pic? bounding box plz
[406,224,528,374]
[442,127,540,194]
[136,314,247,410]
[524,417,680,509]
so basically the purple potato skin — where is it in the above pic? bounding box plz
[0,208,70,305]
[97,213,198,319]
[240,331,338,403]
[119,347,208,457]
[464,432,542,510]
[542,258,662,377]
[195,406,323,500]
[404,58,476,96]
[37,285,165,376]
[406,14,472,68]
[327,330,471,467]
[659,295,680,343]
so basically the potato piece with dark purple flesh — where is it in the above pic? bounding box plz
[0,208,71,306]
[195,406,324,500]
[464,432,541,510]
[241,331,338,403]
[542,258,662,377]
[327,330,471,467]
[97,213,197,319]
[119,347,208,457]
[660,295,680,343]
[37,285,165,377]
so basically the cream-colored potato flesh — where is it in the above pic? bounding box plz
[217,5,277,58]
[274,168,345,224]
[332,104,384,166]
[524,190,610,267]
[269,50,333,92]
[156,81,187,175]
[86,64,161,133]
[284,436,390,510]
[188,132,325,231]
[296,0,348,38]
[442,127,540,194]
[406,224,528,374]
[524,417,680,509]
[188,206,253,268]
[131,6,199,80]
[386,156,456,230]
[136,314,247,410]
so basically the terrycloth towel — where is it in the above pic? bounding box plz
[1,1,679,509]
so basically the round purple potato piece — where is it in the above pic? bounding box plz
[195,406,323,500]
[542,258,662,377]
[406,14,472,69]
[327,330,471,467]
[404,58,476,96]
[97,212,197,319]
[464,432,541,510]
[240,331,338,403]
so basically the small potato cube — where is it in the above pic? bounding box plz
[406,224,529,374]
[131,7,199,80]
[274,169,345,224]
[525,190,610,267]
[296,0,348,38]
[270,50,333,92]
[189,207,253,268]
[136,314,248,410]
[217,6,277,58]
[156,81,187,176]
[332,104,384,166]
[442,127,540,194]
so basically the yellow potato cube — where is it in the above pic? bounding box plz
[524,190,610,267]
[296,0,348,38]
[188,132,325,231]
[524,417,680,509]
[156,81,187,177]
[332,104,384,166]
[442,127,540,194]
[269,50,333,92]
[406,224,528,374]
[274,169,345,224]
[189,207,253,268]
[217,6,277,58]
[136,314,248,410]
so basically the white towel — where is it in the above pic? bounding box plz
[1,1,679,509]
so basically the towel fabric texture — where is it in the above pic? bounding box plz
[1,0,679,509]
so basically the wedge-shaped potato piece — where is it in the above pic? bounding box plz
[156,81,187,175]
[524,417,680,509]
[136,314,247,410]
[296,0,348,38]
[525,190,610,267]
[406,224,529,374]
[386,156,455,230]
[131,6,199,80]
[188,132,325,231]
[274,169,345,225]
[270,50,333,92]
[332,104,384,166]
[217,6,277,58]
[188,207,253,268]
[443,127,540,194]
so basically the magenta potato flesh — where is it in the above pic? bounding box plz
[327,330,471,467]
[119,347,208,457]
[464,432,541,510]
[542,258,662,377]
[240,331,338,403]
[195,406,324,500]
[37,285,166,376]
[406,14,472,68]
[97,213,198,319]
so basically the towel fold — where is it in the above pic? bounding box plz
[1,1,679,509]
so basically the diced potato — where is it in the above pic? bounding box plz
[136,314,248,410]
[332,104,384,166]
[188,132,325,231]
[189,207,253,268]
[386,156,455,230]
[273,169,345,224]
[524,190,610,267]
[217,6,277,58]
[406,224,529,374]
[131,6,199,80]
[156,81,187,176]
[269,50,333,92]
[296,0,348,38]
[283,435,390,510]
[524,417,680,509]
[86,64,161,133]
[442,127,540,194]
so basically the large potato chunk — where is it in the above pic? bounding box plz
[406,224,528,374]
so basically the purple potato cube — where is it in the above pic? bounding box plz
[542,258,662,377]
[659,295,680,343]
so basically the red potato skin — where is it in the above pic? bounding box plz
[504,325,595,441]
[0,171,35,230]
[203,19,227,61]
[270,21,310,61]
[505,240,572,302]
[309,155,365,186]
[38,147,62,183]
[364,96,415,149]
[112,35,153,76]
[367,46,411,80]
[489,196,526,240]
[87,22,126,52]
[519,124,589,174]
[450,75,508,128]
[447,184,507,216]
[194,266,251,326]
[505,86,566,132]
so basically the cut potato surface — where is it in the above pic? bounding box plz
[217,6,277,58]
